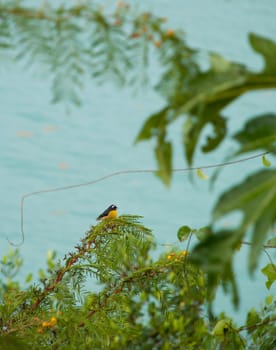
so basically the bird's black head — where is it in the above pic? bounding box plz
[109,204,117,210]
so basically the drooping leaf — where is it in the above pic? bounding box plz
[182,95,230,165]
[135,107,169,143]
[177,225,192,241]
[182,113,227,166]
[139,33,276,175]
[233,114,276,155]
[190,229,240,306]
[201,114,227,154]
[182,116,204,166]
[155,136,172,186]
[190,230,240,275]
[249,33,276,74]
[261,264,276,289]
[213,169,276,272]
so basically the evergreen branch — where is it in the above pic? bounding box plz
[31,233,96,311]
[0,1,193,106]
[82,262,171,324]
[0,7,57,21]
[0,4,85,22]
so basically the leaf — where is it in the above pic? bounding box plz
[212,319,231,339]
[201,114,227,154]
[25,273,33,283]
[182,105,228,165]
[213,169,276,272]
[177,226,192,241]
[136,33,276,172]
[195,226,212,241]
[233,114,276,155]
[196,168,209,180]
[39,269,46,280]
[182,117,204,166]
[246,308,261,332]
[155,136,172,186]
[262,155,271,167]
[265,295,273,305]
[249,33,276,74]
[190,229,241,306]
[210,53,232,73]
[261,264,276,289]
[190,230,240,275]
[135,108,169,143]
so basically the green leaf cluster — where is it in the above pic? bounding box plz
[1,1,276,347]
[0,217,276,349]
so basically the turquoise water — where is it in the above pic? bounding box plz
[1,0,276,323]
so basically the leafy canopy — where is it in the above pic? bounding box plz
[1,217,276,349]
[0,1,276,347]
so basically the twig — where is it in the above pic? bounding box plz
[238,316,276,333]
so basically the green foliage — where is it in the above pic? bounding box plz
[190,169,276,306]
[249,33,276,74]
[242,297,276,350]
[155,134,172,186]
[141,29,276,198]
[262,264,276,289]
[0,217,209,349]
[213,169,276,272]
[0,0,194,107]
[1,1,276,348]
[0,335,29,350]
[0,248,23,291]
[136,33,276,170]
[190,229,240,307]
[233,114,276,155]
[177,225,192,242]
[0,218,275,349]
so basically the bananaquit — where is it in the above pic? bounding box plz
[96,204,117,221]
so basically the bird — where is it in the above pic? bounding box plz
[96,204,118,221]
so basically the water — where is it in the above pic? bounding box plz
[1,0,276,323]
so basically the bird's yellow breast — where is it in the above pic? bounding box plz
[107,209,117,219]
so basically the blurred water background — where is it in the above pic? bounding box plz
[1,0,276,323]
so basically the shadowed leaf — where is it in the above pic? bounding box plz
[213,169,276,272]
[190,229,240,306]
[155,136,172,186]
[233,114,276,155]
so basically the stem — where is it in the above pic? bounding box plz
[238,316,276,333]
